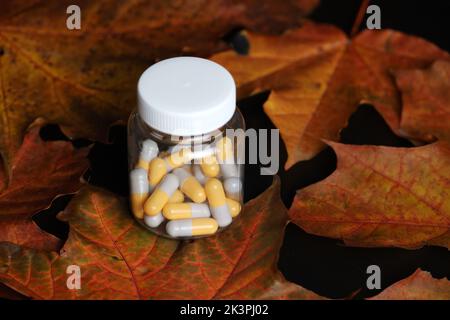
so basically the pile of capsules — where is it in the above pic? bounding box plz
[129,137,242,238]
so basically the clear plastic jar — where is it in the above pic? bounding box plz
[128,57,245,239]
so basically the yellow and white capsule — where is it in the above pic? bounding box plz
[200,155,220,178]
[163,203,211,220]
[148,157,168,191]
[168,189,185,203]
[144,212,164,228]
[226,198,241,218]
[167,144,182,154]
[193,164,207,185]
[144,185,182,227]
[173,168,206,203]
[166,218,218,237]
[147,148,193,189]
[129,168,149,219]
[182,164,192,173]
[216,137,238,178]
[164,147,193,171]
[144,173,179,216]
[223,177,242,201]
[135,139,159,170]
[205,178,232,227]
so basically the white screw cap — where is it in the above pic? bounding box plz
[137,57,236,136]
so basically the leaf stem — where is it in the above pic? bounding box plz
[350,0,371,37]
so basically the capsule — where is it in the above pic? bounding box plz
[144,213,164,228]
[205,178,232,227]
[129,168,149,219]
[188,143,216,161]
[166,218,218,237]
[193,164,207,185]
[223,177,242,201]
[163,203,211,220]
[144,173,179,216]
[173,168,206,203]
[136,139,159,170]
[148,157,168,190]
[167,144,182,154]
[216,137,234,162]
[221,163,238,178]
[226,198,241,218]
[215,137,238,178]
[168,189,184,203]
[147,148,193,189]
[182,164,192,173]
[164,147,193,170]
[200,155,220,177]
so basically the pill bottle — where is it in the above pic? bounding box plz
[128,57,245,239]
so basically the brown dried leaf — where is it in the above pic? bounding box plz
[0,124,89,251]
[211,23,449,168]
[0,178,323,300]
[395,60,450,143]
[370,269,450,300]
[289,142,450,249]
[0,0,317,175]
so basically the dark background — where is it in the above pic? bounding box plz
[33,0,450,300]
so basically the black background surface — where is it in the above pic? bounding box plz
[32,0,450,300]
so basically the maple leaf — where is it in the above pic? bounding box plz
[0,178,323,300]
[289,142,450,249]
[370,269,450,300]
[0,124,89,251]
[0,0,317,176]
[211,22,450,168]
[394,60,450,144]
